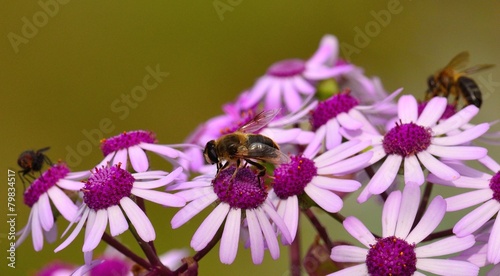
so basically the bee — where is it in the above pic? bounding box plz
[203,109,290,182]
[17,147,53,188]
[425,51,494,108]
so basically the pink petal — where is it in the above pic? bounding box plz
[45,224,58,244]
[382,190,402,237]
[263,200,292,244]
[56,179,85,191]
[417,150,459,181]
[133,167,183,189]
[406,196,446,244]
[310,176,360,192]
[242,77,271,109]
[368,154,402,195]
[416,235,475,258]
[446,189,493,211]
[282,80,302,112]
[404,155,424,185]
[487,214,500,264]
[416,258,479,276]
[431,105,479,136]
[55,207,89,252]
[398,95,418,123]
[317,152,372,175]
[220,209,241,264]
[307,34,337,66]
[343,216,375,247]
[138,143,183,159]
[304,184,343,213]
[337,112,363,130]
[303,124,325,158]
[314,139,371,167]
[280,196,299,242]
[265,80,282,111]
[330,245,368,263]
[292,76,315,94]
[16,212,33,248]
[395,182,421,239]
[171,192,218,228]
[426,145,487,160]
[107,205,128,236]
[454,200,500,237]
[191,203,229,251]
[246,209,264,264]
[38,193,54,231]
[47,187,78,221]
[120,197,155,242]
[416,97,447,127]
[129,146,149,172]
[432,123,489,146]
[131,188,185,207]
[304,65,354,80]
[65,171,91,180]
[112,148,128,168]
[31,206,43,251]
[255,207,280,259]
[82,209,107,252]
[325,118,342,150]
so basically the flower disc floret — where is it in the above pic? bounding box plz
[273,155,317,199]
[100,130,156,156]
[266,59,306,77]
[366,236,417,276]
[24,164,70,207]
[310,92,359,130]
[83,165,135,210]
[382,122,432,157]
[490,171,500,202]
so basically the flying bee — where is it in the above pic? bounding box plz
[17,147,53,188]
[203,109,290,184]
[425,51,494,108]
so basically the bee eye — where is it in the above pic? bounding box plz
[204,141,219,164]
[427,76,436,89]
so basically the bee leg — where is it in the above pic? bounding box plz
[18,171,27,190]
[245,159,267,187]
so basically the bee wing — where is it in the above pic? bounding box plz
[461,64,495,75]
[445,51,470,70]
[239,109,280,133]
[243,142,290,164]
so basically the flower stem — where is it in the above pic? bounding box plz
[290,223,301,276]
[422,228,453,242]
[304,208,333,249]
[101,232,151,270]
[413,181,434,229]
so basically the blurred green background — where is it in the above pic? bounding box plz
[1,1,499,275]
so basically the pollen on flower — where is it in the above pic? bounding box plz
[83,164,135,210]
[212,166,267,209]
[310,90,359,130]
[273,155,317,199]
[366,236,417,276]
[100,130,156,156]
[382,121,432,157]
[267,59,306,77]
[24,163,70,207]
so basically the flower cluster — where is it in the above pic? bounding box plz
[17,34,499,275]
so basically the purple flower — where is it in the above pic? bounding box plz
[241,35,354,112]
[330,183,479,276]
[171,167,291,264]
[55,165,185,253]
[17,163,89,251]
[428,157,500,264]
[357,95,489,203]
[98,130,189,173]
[270,139,372,240]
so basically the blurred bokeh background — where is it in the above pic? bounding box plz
[1,1,499,275]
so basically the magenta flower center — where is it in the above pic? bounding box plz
[83,165,135,210]
[273,156,317,199]
[212,166,267,209]
[383,122,432,157]
[489,171,500,202]
[220,110,257,135]
[100,130,156,156]
[418,101,456,120]
[310,92,359,130]
[24,164,70,207]
[267,59,306,77]
[90,258,129,276]
[366,236,417,276]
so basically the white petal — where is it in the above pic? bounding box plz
[54,207,89,252]
[56,179,85,190]
[255,207,280,259]
[416,235,475,258]
[191,203,229,251]
[263,200,292,244]
[246,209,264,264]
[325,119,342,150]
[431,105,479,136]
[406,196,446,244]
[337,112,363,130]
[120,197,155,242]
[404,155,425,185]
[487,214,500,264]
[314,139,370,166]
[445,189,493,211]
[310,176,361,193]
[303,125,326,158]
[453,200,500,237]
[432,123,489,146]
[416,258,479,276]
[171,192,218,228]
[131,188,185,207]
[133,167,183,189]
[280,196,299,242]
[242,77,271,108]
[304,184,343,213]
[37,193,54,231]
[417,151,460,181]
[16,211,33,248]
[395,182,420,239]
[328,264,368,276]
[368,155,402,195]
[382,190,402,237]
[343,216,375,248]
[219,209,241,264]
[107,205,128,236]
[282,80,302,112]
[330,245,368,262]
[416,96,447,127]
[292,75,315,94]
[112,148,128,168]
[82,209,108,252]
[398,95,418,123]
[47,186,78,221]
[128,146,149,172]
[426,145,487,160]
[31,206,44,251]
[265,80,282,110]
